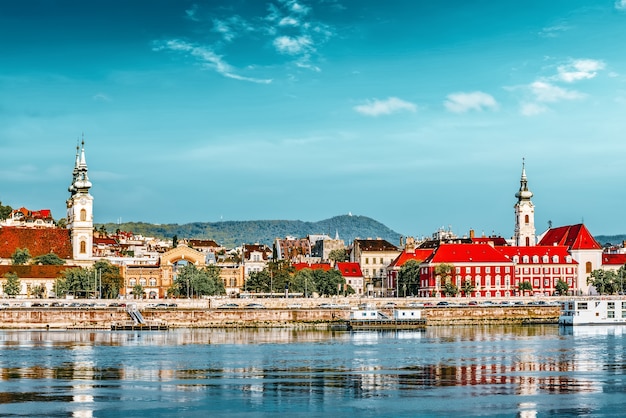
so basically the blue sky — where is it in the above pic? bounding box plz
[1,0,626,240]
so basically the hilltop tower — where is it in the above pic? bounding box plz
[66,138,94,260]
[514,160,535,246]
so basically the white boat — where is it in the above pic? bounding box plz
[347,308,425,330]
[559,299,626,325]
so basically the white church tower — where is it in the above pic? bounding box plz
[514,160,535,246]
[67,139,94,260]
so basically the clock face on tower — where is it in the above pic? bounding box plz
[79,197,87,205]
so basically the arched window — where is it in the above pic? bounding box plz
[524,214,529,224]
[80,209,87,221]
[149,278,157,287]
[130,279,136,286]
[139,278,147,286]
[586,261,592,274]
[525,237,530,246]
[80,240,86,254]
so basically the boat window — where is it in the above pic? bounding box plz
[578,302,588,310]
[608,311,615,319]
[608,302,615,309]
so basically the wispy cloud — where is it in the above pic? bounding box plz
[538,22,571,38]
[153,39,272,84]
[616,0,626,10]
[557,59,605,83]
[92,93,111,102]
[354,97,417,116]
[156,1,335,81]
[530,81,584,102]
[520,102,548,116]
[444,91,498,113]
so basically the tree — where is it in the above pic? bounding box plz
[292,269,318,297]
[398,260,421,297]
[174,264,225,298]
[555,279,569,296]
[132,284,145,299]
[56,218,67,228]
[435,263,454,294]
[314,269,346,296]
[461,279,475,297]
[11,248,31,265]
[93,259,124,299]
[442,282,459,297]
[172,235,178,248]
[518,281,533,295]
[30,284,46,299]
[32,253,66,265]
[3,272,21,297]
[587,269,619,295]
[245,270,271,293]
[0,201,12,220]
[329,249,347,263]
[56,267,93,298]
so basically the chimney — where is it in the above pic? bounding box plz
[469,229,475,239]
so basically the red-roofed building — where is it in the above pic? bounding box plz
[497,246,578,296]
[419,243,516,298]
[602,253,626,272]
[336,262,364,295]
[351,238,400,296]
[538,224,603,294]
[0,265,77,297]
[0,207,55,228]
[0,226,73,260]
[292,262,332,272]
[387,237,434,296]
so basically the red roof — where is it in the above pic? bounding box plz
[538,224,602,250]
[602,253,626,266]
[292,262,332,272]
[388,249,434,268]
[496,245,577,264]
[0,265,76,279]
[94,237,118,245]
[0,227,72,259]
[425,243,513,264]
[336,262,363,277]
[471,237,508,246]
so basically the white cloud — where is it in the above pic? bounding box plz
[557,59,605,83]
[444,91,498,113]
[616,0,626,10]
[530,81,584,102]
[281,0,311,15]
[539,23,571,38]
[153,40,272,84]
[273,35,313,55]
[520,102,548,116]
[279,16,299,26]
[354,97,417,116]
[92,93,111,102]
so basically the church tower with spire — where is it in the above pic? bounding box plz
[514,160,535,246]
[66,138,94,260]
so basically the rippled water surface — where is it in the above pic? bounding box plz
[1,325,625,417]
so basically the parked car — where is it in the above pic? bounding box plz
[407,302,424,308]
[218,303,239,309]
[382,302,397,309]
[468,301,478,306]
[287,303,302,309]
[436,301,449,307]
[245,303,266,309]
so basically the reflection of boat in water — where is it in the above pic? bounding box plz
[560,324,626,337]
[346,308,426,331]
[558,299,626,325]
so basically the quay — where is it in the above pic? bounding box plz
[0,297,562,329]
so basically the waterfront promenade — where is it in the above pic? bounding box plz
[0,297,561,329]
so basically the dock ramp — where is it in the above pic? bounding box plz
[126,303,146,325]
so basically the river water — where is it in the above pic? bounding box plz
[0,325,625,417]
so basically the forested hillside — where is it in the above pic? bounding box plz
[96,215,403,248]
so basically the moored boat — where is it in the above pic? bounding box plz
[559,298,626,325]
[347,308,426,330]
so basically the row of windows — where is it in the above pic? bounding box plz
[518,267,574,274]
[129,278,158,286]
[512,255,572,264]
[364,258,391,265]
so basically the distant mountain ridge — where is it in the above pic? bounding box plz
[96,215,403,248]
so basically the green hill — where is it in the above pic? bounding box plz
[96,215,403,248]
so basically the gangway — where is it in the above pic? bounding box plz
[126,303,146,325]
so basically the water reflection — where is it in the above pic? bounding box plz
[0,326,624,416]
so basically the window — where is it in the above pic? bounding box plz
[608,311,615,319]
[608,302,615,309]
[585,262,592,274]
[456,267,461,274]
[365,258,369,264]
[139,278,146,286]
[525,237,530,246]
[505,266,510,273]
[130,279,136,286]
[485,267,491,273]
[495,266,501,273]
[542,255,549,263]
[578,302,588,310]
[80,240,86,254]
[532,255,539,263]
[522,255,529,263]
[149,278,157,286]
[552,255,559,263]
[513,256,519,263]
[80,209,86,221]
[524,214,529,224]
[465,267,471,273]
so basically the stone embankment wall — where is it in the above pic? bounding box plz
[0,306,560,329]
